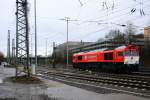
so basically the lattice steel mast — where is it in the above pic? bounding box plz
[16,0,30,77]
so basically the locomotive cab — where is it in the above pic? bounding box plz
[124,50,139,65]
[124,45,139,65]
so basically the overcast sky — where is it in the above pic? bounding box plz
[0,0,150,56]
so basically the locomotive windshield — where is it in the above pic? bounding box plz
[125,51,131,56]
[132,50,139,56]
[125,50,138,56]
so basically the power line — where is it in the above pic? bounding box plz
[27,0,150,27]
[34,0,150,28]
[83,0,150,23]
[40,10,150,43]
[75,12,150,41]
[28,0,150,45]
[61,1,150,27]
[38,11,150,44]
[78,0,83,6]
[74,5,150,27]
[75,0,149,23]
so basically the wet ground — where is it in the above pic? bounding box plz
[0,66,149,100]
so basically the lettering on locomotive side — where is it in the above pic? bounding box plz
[86,55,97,59]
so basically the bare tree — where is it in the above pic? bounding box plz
[105,29,125,41]
[124,21,137,44]
[105,29,118,39]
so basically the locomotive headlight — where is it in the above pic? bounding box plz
[135,61,138,64]
[125,61,128,64]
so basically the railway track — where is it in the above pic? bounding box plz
[40,67,150,82]
[44,71,150,90]
[37,66,150,86]
[36,66,150,98]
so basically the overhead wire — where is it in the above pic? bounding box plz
[62,0,150,27]
[77,1,150,26]
[82,0,150,24]
[35,0,150,43]
[76,7,150,41]
[35,0,150,27]
[46,10,150,42]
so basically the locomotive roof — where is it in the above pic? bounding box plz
[74,48,108,55]
[73,44,138,56]
[115,45,126,50]
[115,45,138,50]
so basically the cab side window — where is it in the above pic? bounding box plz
[104,52,113,60]
[78,56,83,60]
[118,52,123,57]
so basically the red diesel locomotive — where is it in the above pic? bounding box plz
[72,45,139,73]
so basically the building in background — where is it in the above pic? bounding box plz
[144,26,150,47]
[54,41,92,64]
[144,26,150,67]
[70,34,144,54]
[53,33,146,67]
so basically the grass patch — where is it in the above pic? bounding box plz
[9,75,42,84]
